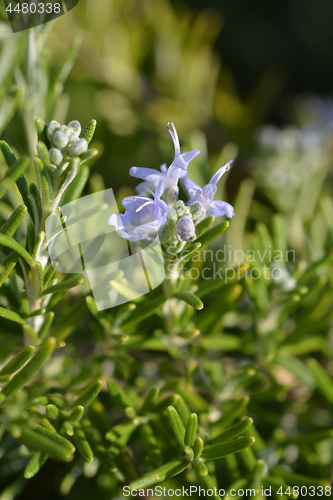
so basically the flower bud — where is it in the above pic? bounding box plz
[190,201,205,222]
[49,148,63,167]
[53,130,69,149]
[66,138,88,157]
[166,207,178,227]
[68,120,81,135]
[59,125,71,136]
[68,132,80,144]
[46,120,60,141]
[176,215,196,242]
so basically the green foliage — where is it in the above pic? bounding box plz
[0,9,332,500]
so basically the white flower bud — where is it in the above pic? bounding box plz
[46,121,60,141]
[166,207,178,227]
[49,148,63,167]
[68,132,80,144]
[174,200,190,217]
[190,201,205,221]
[59,125,70,135]
[66,138,88,157]
[176,215,196,242]
[68,120,81,135]
[53,130,69,149]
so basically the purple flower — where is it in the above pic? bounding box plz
[184,161,234,219]
[108,181,169,241]
[130,121,200,195]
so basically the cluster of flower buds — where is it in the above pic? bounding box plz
[46,120,88,167]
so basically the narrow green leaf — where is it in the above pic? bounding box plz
[38,311,54,339]
[153,394,178,413]
[68,406,84,422]
[201,436,255,460]
[172,292,204,310]
[167,406,186,446]
[0,234,34,266]
[139,423,162,466]
[239,445,256,471]
[28,420,75,454]
[72,379,103,409]
[0,205,27,240]
[185,413,198,447]
[0,306,26,325]
[80,149,98,164]
[193,437,204,458]
[0,251,19,287]
[129,459,188,489]
[192,458,208,476]
[194,215,215,239]
[195,220,229,247]
[1,337,57,399]
[41,276,84,296]
[73,425,93,463]
[37,142,54,188]
[29,183,42,222]
[307,358,333,403]
[208,418,253,445]
[197,473,222,500]
[34,116,48,145]
[0,375,12,384]
[62,166,89,204]
[24,452,48,479]
[62,422,74,436]
[15,423,73,462]
[27,223,35,254]
[0,140,17,167]
[138,388,160,416]
[109,280,139,302]
[0,345,34,376]
[178,242,201,264]
[107,379,132,409]
[0,157,30,198]
[81,419,117,472]
[46,404,60,420]
[298,253,333,285]
[105,420,137,444]
[43,262,58,287]
[80,119,97,144]
[173,394,191,424]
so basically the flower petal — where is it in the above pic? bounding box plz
[202,184,217,201]
[130,166,163,183]
[184,176,201,197]
[209,200,235,218]
[166,121,180,157]
[209,160,233,186]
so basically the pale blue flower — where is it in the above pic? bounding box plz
[130,121,200,195]
[108,181,169,241]
[184,160,234,219]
